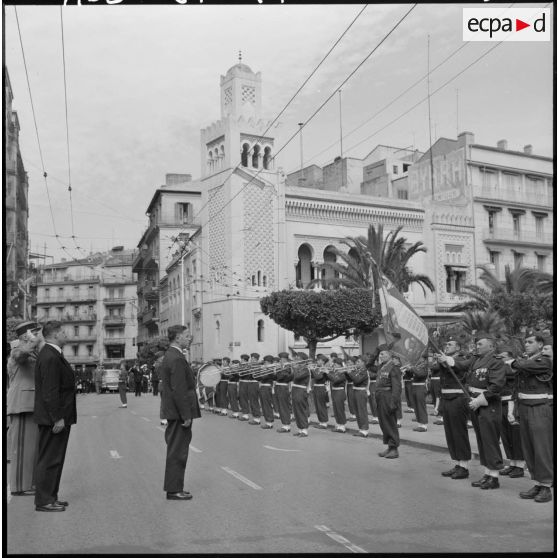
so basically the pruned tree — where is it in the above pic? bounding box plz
[137,336,169,366]
[260,288,382,358]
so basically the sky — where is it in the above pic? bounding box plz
[4,3,554,265]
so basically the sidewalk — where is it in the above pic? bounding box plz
[306,403,480,459]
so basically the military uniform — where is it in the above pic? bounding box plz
[403,367,414,413]
[345,364,357,421]
[326,362,347,432]
[247,354,263,425]
[367,363,379,423]
[347,362,369,436]
[275,354,293,432]
[291,354,310,436]
[410,358,429,430]
[215,359,229,415]
[375,358,402,457]
[237,356,251,421]
[258,356,276,429]
[511,350,553,501]
[226,361,241,418]
[311,356,329,427]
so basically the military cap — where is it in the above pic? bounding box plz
[213,358,223,365]
[297,352,309,360]
[329,352,338,358]
[273,356,280,362]
[497,345,515,356]
[474,331,496,342]
[240,354,250,361]
[15,321,40,338]
[231,359,240,364]
[278,352,290,359]
[250,352,260,360]
[316,353,328,363]
[263,355,274,363]
[222,357,231,363]
[377,344,391,353]
[332,357,344,366]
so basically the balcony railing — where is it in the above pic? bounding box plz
[143,284,159,300]
[103,315,126,325]
[142,309,158,325]
[68,335,97,342]
[103,337,127,345]
[103,297,127,304]
[65,355,99,364]
[35,275,100,285]
[61,313,97,322]
[37,296,97,304]
[473,184,552,207]
[483,227,553,245]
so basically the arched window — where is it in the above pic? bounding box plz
[252,144,260,169]
[263,146,272,170]
[257,271,261,286]
[251,275,256,286]
[262,275,267,287]
[241,143,250,167]
[208,151,213,172]
[257,319,265,342]
[216,320,221,344]
[322,246,338,287]
[214,148,220,169]
[296,244,313,288]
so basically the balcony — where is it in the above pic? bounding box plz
[65,355,99,364]
[35,275,100,285]
[103,315,126,326]
[103,337,127,345]
[68,335,97,342]
[473,184,552,208]
[143,284,159,300]
[103,297,127,305]
[62,313,97,323]
[483,228,553,246]
[142,309,159,325]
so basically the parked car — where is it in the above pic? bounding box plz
[102,369,120,393]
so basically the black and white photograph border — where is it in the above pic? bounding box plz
[4,0,555,554]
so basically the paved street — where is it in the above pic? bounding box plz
[7,393,554,554]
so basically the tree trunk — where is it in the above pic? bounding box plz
[305,338,318,360]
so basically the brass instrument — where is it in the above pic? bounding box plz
[236,358,314,377]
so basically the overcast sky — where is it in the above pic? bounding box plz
[4,3,553,264]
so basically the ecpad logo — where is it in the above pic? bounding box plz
[463,8,550,41]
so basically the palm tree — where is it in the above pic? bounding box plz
[460,310,508,339]
[313,224,435,295]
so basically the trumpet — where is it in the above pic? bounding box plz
[236,358,315,377]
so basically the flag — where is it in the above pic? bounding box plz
[377,274,428,367]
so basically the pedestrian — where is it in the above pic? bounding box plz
[497,346,525,479]
[409,352,429,432]
[348,355,370,438]
[33,321,77,512]
[508,333,553,503]
[375,345,402,459]
[141,365,149,393]
[291,352,310,437]
[160,325,200,501]
[258,355,276,430]
[118,360,129,408]
[93,365,103,394]
[151,364,160,396]
[275,352,293,433]
[402,365,414,414]
[311,354,330,429]
[133,364,143,397]
[153,351,167,425]
[432,337,471,480]
[326,357,348,433]
[450,332,506,490]
[7,322,43,496]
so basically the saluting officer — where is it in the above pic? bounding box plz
[311,354,330,429]
[291,352,310,437]
[375,345,402,458]
[347,355,370,438]
[275,352,293,433]
[258,355,276,429]
[433,337,471,480]
[237,354,251,421]
[497,346,525,479]
[449,332,506,490]
[227,359,241,419]
[508,334,553,503]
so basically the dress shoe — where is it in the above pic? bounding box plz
[451,466,469,480]
[371,418,379,424]
[384,448,399,459]
[260,424,273,429]
[248,420,261,425]
[293,431,308,437]
[334,428,346,433]
[276,427,290,433]
[352,431,368,438]
[471,475,490,487]
[11,490,36,496]
[508,467,525,478]
[413,426,427,432]
[347,416,357,421]
[312,424,328,429]
[480,476,499,490]
[404,408,414,414]
[441,466,458,477]
[534,486,552,503]
[520,485,542,499]
[36,503,65,512]
[238,416,249,422]
[499,466,513,476]
[378,448,390,457]
[433,419,444,425]
[55,500,69,507]
[166,491,193,500]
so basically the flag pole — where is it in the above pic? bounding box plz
[427,337,470,398]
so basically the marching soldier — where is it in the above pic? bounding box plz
[347,355,370,438]
[226,359,241,419]
[248,353,263,425]
[237,354,251,421]
[291,352,310,437]
[272,356,281,419]
[311,354,330,429]
[433,337,471,480]
[497,346,525,479]
[409,352,429,432]
[375,345,402,458]
[327,357,348,433]
[508,334,553,503]
[275,352,293,433]
[446,332,506,489]
[258,355,276,429]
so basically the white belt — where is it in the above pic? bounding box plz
[239,379,251,382]
[441,389,462,394]
[412,382,425,386]
[370,380,377,383]
[518,393,553,400]
[275,382,289,386]
[227,380,239,384]
[469,387,485,394]
[313,384,326,387]
[331,386,345,390]
[353,386,367,390]
[292,383,308,389]
[501,395,512,401]
[430,377,440,381]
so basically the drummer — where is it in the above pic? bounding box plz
[227,359,241,419]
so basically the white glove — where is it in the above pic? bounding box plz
[504,359,515,366]
[468,392,488,410]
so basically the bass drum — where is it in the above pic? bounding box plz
[197,362,222,389]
